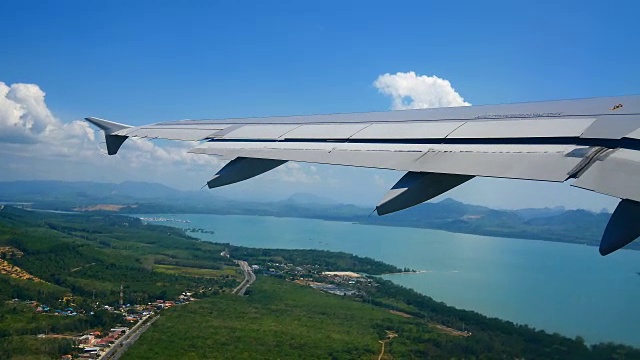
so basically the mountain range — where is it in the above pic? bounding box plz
[0,180,630,251]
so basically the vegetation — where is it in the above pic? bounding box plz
[226,246,402,275]
[0,336,75,360]
[124,276,640,360]
[0,207,241,359]
[0,206,638,359]
[123,277,399,360]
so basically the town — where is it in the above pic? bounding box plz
[8,290,196,359]
[5,248,384,360]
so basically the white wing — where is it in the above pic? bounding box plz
[86,95,640,255]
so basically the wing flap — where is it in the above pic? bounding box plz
[572,149,640,202]
[190,142,583,182]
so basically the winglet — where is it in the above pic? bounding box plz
[85,117,132,155]
[85,117,131,134]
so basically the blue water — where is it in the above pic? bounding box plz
[138,214,640,346]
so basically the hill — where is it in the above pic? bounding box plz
[0,180,632,252]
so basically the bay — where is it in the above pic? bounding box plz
[138,213,640,347]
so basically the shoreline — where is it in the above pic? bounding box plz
[383,270,429,275]
[131,211,635,253]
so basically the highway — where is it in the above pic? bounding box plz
[232,260,256,296]
[99,315,159,360]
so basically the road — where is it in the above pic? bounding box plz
[232,260,256,296]
[99,315,159,360]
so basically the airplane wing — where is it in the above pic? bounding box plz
[86,95,640,255]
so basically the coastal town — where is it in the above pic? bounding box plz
[3,245,386,360]
[7,291,196,359]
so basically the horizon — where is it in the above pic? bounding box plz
[0,178,611,214]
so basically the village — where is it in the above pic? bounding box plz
[8,290,197,359]
[6,254,380,360]
[254,260,378,297]
[3,240,397,360]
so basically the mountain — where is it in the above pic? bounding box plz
[513,206,567,221]
[283,192,337,206]
[0,180,630,251]
[0,180,185,201]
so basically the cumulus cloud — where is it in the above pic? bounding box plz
[271,162,321,184]
[373,174,388,188]
[0,82,60,143]
[0,81,219,189]
[374,71,470,110]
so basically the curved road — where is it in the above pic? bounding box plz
[232,260,256,296]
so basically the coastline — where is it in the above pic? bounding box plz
[129,211,631,253]
[132,212,640,347]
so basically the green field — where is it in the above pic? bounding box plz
[123,277,421,360]
[123,275,640,360]
[154,264,241,279]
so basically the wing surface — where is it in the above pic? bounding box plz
[86,95,640,255]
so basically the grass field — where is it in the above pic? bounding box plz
[153,264,241,279]
[122,276,423,360]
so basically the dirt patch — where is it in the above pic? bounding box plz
[0,259,42,282]
[389,310,413,318]
[322,271,361,278]
[74,204,136,211]
[430,323,472,337]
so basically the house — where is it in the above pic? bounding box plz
[95,339,110,347]
[78,335,95,346]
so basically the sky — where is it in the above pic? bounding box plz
[1,0,639,211]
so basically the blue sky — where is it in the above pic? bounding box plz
[1,0,638,210]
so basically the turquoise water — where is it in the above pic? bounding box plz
[139,214,640,346]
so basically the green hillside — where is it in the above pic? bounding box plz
[123,277,403,360]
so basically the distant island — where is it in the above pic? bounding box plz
[1,207,637,359]
[0,180,633,252]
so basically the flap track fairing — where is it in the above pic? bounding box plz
[376,172,474,215]
[207,157,287,189]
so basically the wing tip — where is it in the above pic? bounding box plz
[85,117,131,155]
[85,117,131,135]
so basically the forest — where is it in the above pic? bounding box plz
[0,207,638,359]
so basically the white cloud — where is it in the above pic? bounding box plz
[0,81,219,189]
[374,71,470,110]
[373,174,387,188]
[0,82,59,143]
[270,162,321,184]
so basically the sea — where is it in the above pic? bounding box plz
[137,214,640,347]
